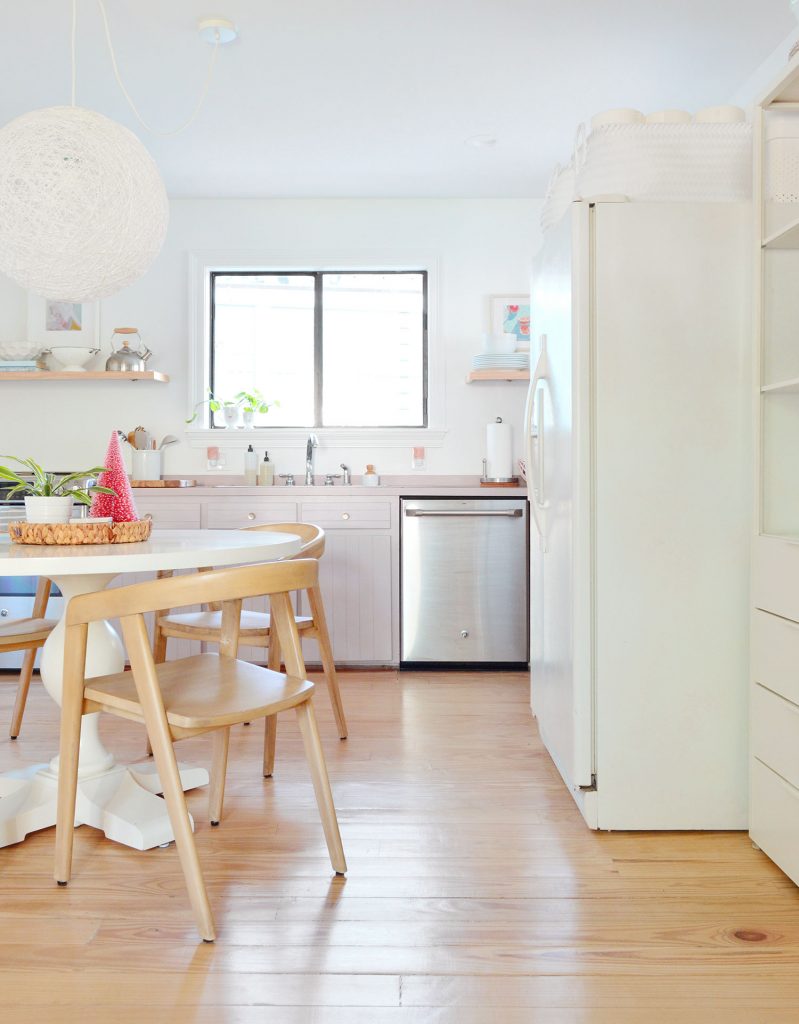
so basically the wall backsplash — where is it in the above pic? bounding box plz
[0,197,541,477]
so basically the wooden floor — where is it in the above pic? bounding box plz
[1,669,799,1022]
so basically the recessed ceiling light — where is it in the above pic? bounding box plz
[465,134,498,148]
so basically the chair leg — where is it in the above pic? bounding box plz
[307,584,348,740]
[55,624,88,885]
[209,727,230,825]
[145,625,168,758]
[262,634,280,778]
[148,721,216,941]
[295,699,347,875]
[9,646,37,739]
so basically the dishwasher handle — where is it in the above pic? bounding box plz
[404,508,523,518]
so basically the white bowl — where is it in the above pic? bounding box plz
[591,108,644,129]
[694,105,746,124]
[646,109,691,124]
[0,342,42,361]
[46,346,99,372]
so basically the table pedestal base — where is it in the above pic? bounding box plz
[0,761,209,850]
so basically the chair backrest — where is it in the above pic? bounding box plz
[67,559,318,624]
[244,522,325,561]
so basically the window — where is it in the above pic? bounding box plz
[209,270,427,428]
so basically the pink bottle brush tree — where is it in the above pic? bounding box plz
[90,431,139,522]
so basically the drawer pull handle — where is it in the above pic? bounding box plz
[247,513,256,521]
[341,512,350,520]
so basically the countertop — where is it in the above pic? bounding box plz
[135,475,528,499]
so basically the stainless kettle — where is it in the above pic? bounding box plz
[105,327,152,372]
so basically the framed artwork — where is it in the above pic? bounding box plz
[489,294,531,343]
[26,294,100,353]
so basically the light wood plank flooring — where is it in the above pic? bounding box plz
[1,669,799,1022]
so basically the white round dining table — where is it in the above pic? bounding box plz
[0,528,301,851]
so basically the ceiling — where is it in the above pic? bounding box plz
[1,1,794,198]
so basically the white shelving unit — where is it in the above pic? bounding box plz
[751,55,799,884]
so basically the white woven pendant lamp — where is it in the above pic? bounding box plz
[0,105,169,303]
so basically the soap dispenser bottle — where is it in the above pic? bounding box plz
[259,450,274,486]
[363,463,380,487]
[244,444,258,485]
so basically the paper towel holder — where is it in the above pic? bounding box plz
[481,418,520,486]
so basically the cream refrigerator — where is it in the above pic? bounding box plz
[525,199,750,829]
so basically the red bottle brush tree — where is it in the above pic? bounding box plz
[90,431,139,522]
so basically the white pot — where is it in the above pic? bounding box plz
[25,495,73,523]
[223,406,240,429]
[242,409,254,428]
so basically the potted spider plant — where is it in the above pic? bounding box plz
[0,456,116,524]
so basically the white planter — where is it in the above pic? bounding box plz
[25,495,73,523]
[242,409,254,428]
[223,406,240,429]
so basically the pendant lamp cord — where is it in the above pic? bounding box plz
[89,0,221,136]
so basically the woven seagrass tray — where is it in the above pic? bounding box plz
[8,518,152,545]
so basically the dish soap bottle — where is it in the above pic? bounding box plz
[244,444,258,485]
[363,463,380,487]
[259,450,274,486]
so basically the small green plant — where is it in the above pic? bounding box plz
[235,388,277,415]
[0,456,116,506]
[185,389,240,425]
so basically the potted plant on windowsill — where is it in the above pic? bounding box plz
[186,389,242,428]
[235,389,277,428]
[0,457,116,524]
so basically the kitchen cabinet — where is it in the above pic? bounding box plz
[133,489,398,666]
[751,55,799,883]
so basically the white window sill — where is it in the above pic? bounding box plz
[185,427,448,449]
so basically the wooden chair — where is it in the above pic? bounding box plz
[55,558,347,943]
[152,523,347,777]
[1,577,57,739]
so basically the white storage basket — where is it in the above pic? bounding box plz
[767,116,799,203]
[576,123,751,202]
[540,126,586,233]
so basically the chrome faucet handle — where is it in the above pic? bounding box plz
[279,473,295,486]
[339,462,351,485]
[324,474,342,486]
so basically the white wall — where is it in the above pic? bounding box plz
[0,198,541,478]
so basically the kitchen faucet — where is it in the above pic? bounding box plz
[305,432,319,485]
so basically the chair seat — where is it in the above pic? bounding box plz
[159,609,313,637]
[83,653,315,730]
[0,617,57,647]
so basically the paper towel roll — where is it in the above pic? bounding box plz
[486,418,513,479]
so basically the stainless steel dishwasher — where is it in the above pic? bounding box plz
[400,497,528,668]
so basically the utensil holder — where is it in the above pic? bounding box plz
[131,449,162,482]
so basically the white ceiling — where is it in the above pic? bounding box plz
[1,1,794,198]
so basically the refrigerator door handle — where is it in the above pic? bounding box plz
[526,336,551,548]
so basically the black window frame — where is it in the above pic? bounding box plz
[209,269,429,429]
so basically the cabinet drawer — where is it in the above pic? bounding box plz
[204,500,297,530]
[751,757,799,885]
[134,501,201,529]
[752,609,799,707]
[752,683,799,789]
[300,500,392,530]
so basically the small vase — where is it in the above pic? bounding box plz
[25,495,73,524]
[242,409,254,429]
[223,406,240,429]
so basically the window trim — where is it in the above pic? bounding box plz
[187,250,447,449]
[208,269,429,430]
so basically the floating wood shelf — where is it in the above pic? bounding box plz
[0,370,169,382]
[466,369,530,383]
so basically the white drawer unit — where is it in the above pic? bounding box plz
[752,683,799,791]
[751,758,799,885]
[203,500,298,530]
[752,608,799,707]
[133,500,201,530]
[300,500,392,530]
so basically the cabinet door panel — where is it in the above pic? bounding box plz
[301,531,393,664]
